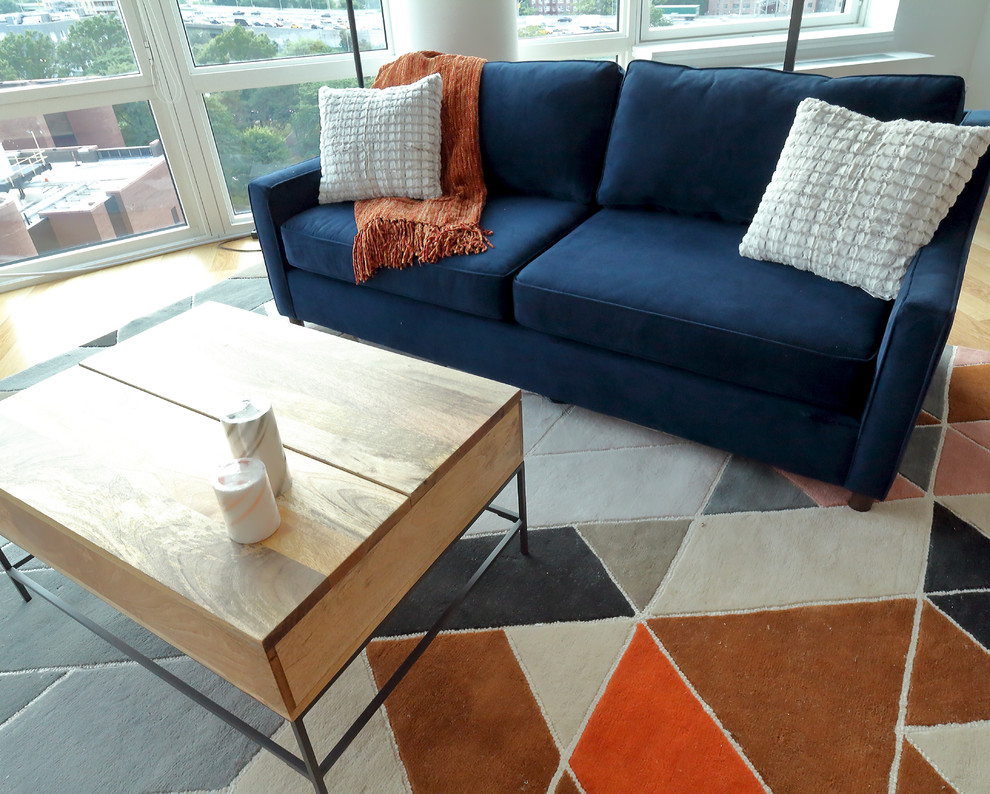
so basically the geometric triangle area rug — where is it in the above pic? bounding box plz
[3,285,990,792]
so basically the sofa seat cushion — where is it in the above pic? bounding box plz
[281,194,595,320]
[512,209,893,413]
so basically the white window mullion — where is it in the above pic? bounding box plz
[129,0,233,237]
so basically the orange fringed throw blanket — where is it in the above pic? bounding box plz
[352,51,491,283]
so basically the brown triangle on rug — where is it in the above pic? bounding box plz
[553,769,583,794]
[365,629,559,793]
[947,363,990,423]
[907,601,990,726]
[648,599,916,794]
[896,740,957,793]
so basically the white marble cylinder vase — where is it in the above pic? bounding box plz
[221,398,290,496]
[211,458,281,544]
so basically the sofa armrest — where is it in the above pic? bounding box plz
[844,112,990,498]
[248,157,322,319]
[964,109,990,128]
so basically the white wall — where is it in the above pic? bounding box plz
[890,0,990,105]
[966,4,990,107]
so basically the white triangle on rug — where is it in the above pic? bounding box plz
[230,654,409,793]
[649,497,932,615]
[529,405,680,455]
[505,618,634,749]
[524,444,727,527]
[906,721,990,794]
[521,392,569,454]
[939,494,990,538]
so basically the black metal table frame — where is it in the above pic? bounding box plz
[1,462,528,794]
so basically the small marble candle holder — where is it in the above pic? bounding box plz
[221,397,290,496]
[211,458,281,544]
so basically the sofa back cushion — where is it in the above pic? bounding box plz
[480,60,623,204]
[596,61,967,223]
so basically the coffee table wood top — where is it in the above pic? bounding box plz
[0,303,522,719]
[85,302,513,500]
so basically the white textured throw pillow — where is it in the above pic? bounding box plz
[740,98,990,300]
[318,74,443,204]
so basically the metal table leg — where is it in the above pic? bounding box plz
[1,545,34,602]
[292,719,330,794]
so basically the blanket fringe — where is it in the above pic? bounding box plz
[353,218,493,284]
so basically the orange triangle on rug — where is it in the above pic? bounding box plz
[947,363,990,422]
[570,624,764,793]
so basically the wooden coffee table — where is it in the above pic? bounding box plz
[0,302,526,793]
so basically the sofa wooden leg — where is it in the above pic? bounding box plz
[848,493,873,512]
[289,317,303,326]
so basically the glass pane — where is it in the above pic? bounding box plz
[517,1,619,39]
[648,0,847,31]
[0,103,185,268]
[0,4,138,87]
[204,78,356,213]
[180,0,385,67]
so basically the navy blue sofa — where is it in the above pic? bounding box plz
[249,59,990,508]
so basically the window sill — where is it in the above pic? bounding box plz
[632,24,896,69]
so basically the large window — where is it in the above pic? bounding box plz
[1,105,183,267]
[204,78,357,213]
[641,0,863,41]
[183,1,386,217]
[176,1,385,214]
[0,4,138,85]
[517,0,620,39]
[179,1,386,67]
[0,3,186,271]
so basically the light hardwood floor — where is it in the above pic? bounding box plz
[1,207,989,382]
[951,205,990,351]
[0,238,264,380]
